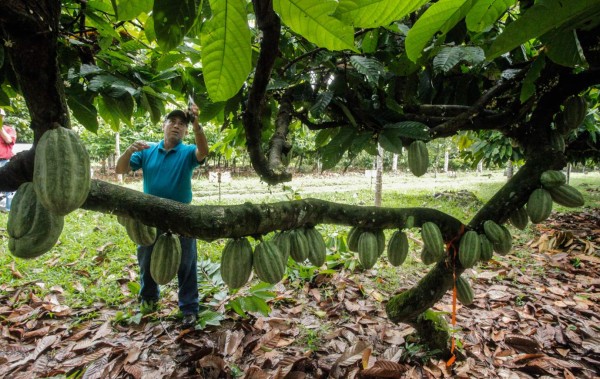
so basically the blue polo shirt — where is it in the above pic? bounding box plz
[130,140,200,204]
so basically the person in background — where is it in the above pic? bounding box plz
[115,105,208,329]
[0,108,16,211]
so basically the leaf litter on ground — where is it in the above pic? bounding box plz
[0,209,599,378]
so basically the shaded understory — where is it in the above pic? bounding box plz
[0,209,599,379]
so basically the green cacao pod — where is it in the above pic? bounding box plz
[347,226,363,252]
[548,184,585,208]
[33,127,91,216]
[492,226,512,256]
[124,218,157,246]
[550,132,565,153]
[557,96,587,134]
[407,140,429,177]
[483,220,504,244]
[253,240,286,284]
[527,188,553,223]
[304,227,327,267]
[420,248,436,265]
[540,170,566,189]
[7,182,64,259]
[421,222,445,261]
[458,231,480,269]
[374,228,385,257]
[479,234,494,261]
[387,231,409,267]
[456,277,474,306]
[358,231,379,269]
[150,233,182,285]
[288,229,310,263]
[509,207,529,230]
[272,231,291,263]
[220,238,253,289]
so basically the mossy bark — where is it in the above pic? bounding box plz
[410,310,452,358]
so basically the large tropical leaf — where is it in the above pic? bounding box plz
[487,0,600,59]
[349,55,383,84]
[310,91,334,117]
[520,53,546,103]
[67,85,99,133]
[406,0,474,62]
[273,0,356,52]
[320,127,357,170]
[465,0,515,32]
[543,30,587,68]
[334,0,429,28]
[114,0,152,21]
[153,0,197,52]
[101,93,134,126]
[200,0,252,102]
[433,46,484,73]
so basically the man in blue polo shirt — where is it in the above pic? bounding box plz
[116,105,208,328]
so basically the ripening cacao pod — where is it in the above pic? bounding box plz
[33,127,91,216]
[124,218,157,246]
[548,184,585,208]
[483,220,504,244]
[408,140,429,177]
[220,238,253,289]
[509,207,529,230]
[288,229,310,263]
[458,231,481,269]
[557,96,587,134]
[150,233,182,285]
[304,227,327,267]
[272,231,291,263]
[421,222,445,261]
[253,240,286,284]
[7,182,64,259]
[347,226,363,252]
[456,277,474,305]
[550,132,565,153]
[540,170,566,189]
[387,231,409,267]
[420,248,436,265]
[358,231,379,269]
[492,226,512,256]
[527,188,553,223]
[479,234,494,261]
[374,228,385,257]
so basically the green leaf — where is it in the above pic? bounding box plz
[487,0,600,59]
[361,29,379,54]
[68,92,99,133]
[543,30,587,68]
[197,310,224,329]
[201,0,252,102]
[114,0,152,21]
[198,97,226,122]
[335,0,429,28]
[406,0,474,62]
[378,131,403,154]
[138,89,164,124]
[320,128,357,170]
[315,128,336,148]
[433,46,484,73]
[239,295,271,316]
[273,0,356,52]
[520,53,546,103]
[101,93,134,126]
[98,96,121,130]
[153,0,197,52]
[383,121,430,139]
[0,87,11,106]
[349,55,383,84]
[465,0,515,32]
[309,91,334,117]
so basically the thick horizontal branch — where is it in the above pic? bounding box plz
[83,180,464,241]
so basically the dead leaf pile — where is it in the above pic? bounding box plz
[1,209,599,378]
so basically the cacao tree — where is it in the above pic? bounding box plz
[1,0,600,356]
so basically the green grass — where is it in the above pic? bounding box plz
[1,170,598,312]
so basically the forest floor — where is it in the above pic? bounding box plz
[0,205,599,379]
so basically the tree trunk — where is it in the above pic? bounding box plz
[444,150,449,173]
[392,153,398,173]
[477,160,483,174]
[374,144,383,207]
[115,132,123,183]
[566,162,572,184]
[506,160,513,180]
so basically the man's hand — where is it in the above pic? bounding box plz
[127,140,150,154]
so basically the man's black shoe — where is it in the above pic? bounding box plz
[181,313,197,329]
